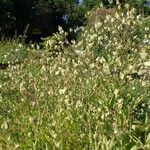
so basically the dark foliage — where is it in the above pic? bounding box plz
[0,0,86,42]
[0,0,149,42]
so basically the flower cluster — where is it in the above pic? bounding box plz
[42,26,69,55]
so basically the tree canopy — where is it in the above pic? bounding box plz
[0,0,149,42]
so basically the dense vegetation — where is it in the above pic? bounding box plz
[0,4,150,149]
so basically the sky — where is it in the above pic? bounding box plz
[148,0,150,7]
[78,0,83,5]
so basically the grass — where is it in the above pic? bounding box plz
[0,7,150,149]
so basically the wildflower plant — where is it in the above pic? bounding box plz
[76,6,150,81]
[0,5,150,149]
[42,26,69,55]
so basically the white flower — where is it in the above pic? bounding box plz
[90,63,95,69]
[145,27,149,31]
[144,61,150,67]
[58,26,64,34]
[100,57,106,64]
[41,65,46,72]
[115,13,120,19]
[106,15,111,21]
[143,39,150,45]
[103,64,110,74]
[125,4,129,9]
[59,88,67,94]
[1,121,8,130]
[136,15,141,20]
[128,65,134,71]
[114,89,119,97]
[120,73,125,80]
[75,49,83,55]
[18,43,23,47]
[90,34,97,42]
[140,52,147,59]
[55,70,60,75]
[95,22,102,29]
[122,18,126,24]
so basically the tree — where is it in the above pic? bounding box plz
[0,0,14,38]
[12,0,33,35]
[0,0,86,42]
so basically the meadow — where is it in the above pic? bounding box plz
[0,6,150,149]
